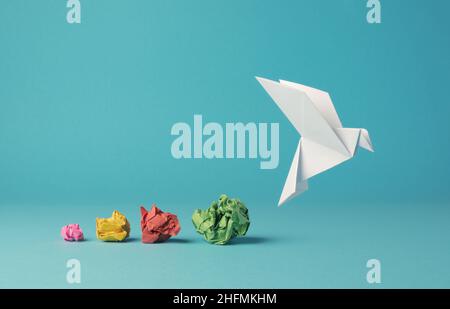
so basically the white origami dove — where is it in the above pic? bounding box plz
[256,77,374,206]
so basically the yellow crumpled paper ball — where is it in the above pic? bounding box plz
[96,210,130,242]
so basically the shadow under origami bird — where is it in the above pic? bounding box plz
[256,77,374,207]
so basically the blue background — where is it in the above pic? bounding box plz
[1,0,449,288]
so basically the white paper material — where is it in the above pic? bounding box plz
[256,77,374,206]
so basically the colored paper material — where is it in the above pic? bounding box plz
[256,77,374,206]
[192,194,250,245]
[140,205,181,243]
[61,224,84,241]
[96,210,130,242]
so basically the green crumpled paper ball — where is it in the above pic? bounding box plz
[192,194,250,245]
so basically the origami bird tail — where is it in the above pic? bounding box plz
[278,140,309,207]
[278,179,308,207]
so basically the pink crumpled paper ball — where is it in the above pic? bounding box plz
[61,224,84,241]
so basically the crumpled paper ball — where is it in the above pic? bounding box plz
[192,194,250,245]
[61,224,84,241]
[140,205,181,243]
[96,210,130,242]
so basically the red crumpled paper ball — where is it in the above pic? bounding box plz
[140,205,181,243]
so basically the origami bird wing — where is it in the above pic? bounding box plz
[256,77,349,156]
[279,79,343,129]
